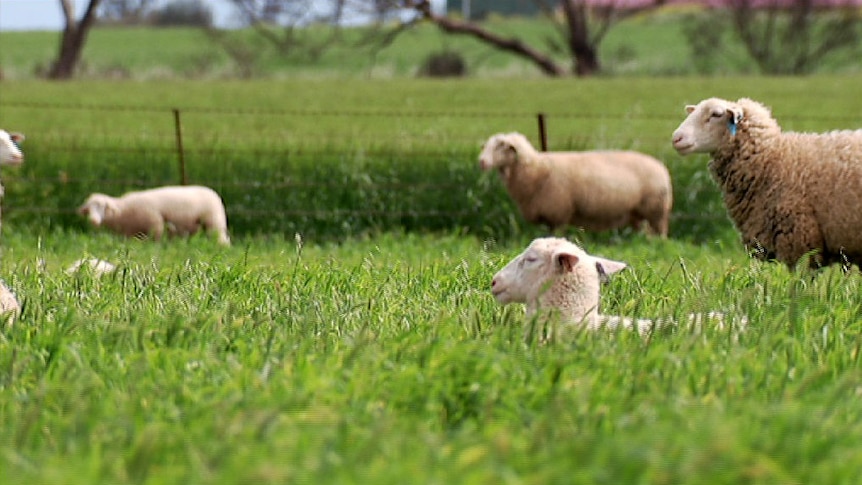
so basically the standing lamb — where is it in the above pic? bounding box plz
[479,132,673,237]
[672,97,862,269]
[78,185,230,245]
[0,130,24,166]
[491,237,746,335]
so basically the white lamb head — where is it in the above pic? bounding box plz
[491,237,627,321]
[672,97,743,155]
[78,193,119,226]
[0,130,25,166]
[478,132,532,171]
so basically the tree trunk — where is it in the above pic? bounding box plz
[49,0,103,80]
[560,0,600,76]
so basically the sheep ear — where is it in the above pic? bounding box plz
[554,251,580,274]
[685,104,696,114]
[10,133,24,144]
[728,106,743,124]
[595,257,627,284]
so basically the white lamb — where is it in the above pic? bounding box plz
[491,237,745,335]
[0,129,24,233]
[0,280,21,326]
[0,130,24,166]
[66,258,117,276]
[479,132,673,237]
[78,185,230,245]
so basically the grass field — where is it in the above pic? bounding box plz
[3,38,862,483]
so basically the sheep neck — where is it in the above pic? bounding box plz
[527,269,601,327]
[503,154,550,208]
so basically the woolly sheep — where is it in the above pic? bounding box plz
[479,132,673,237]
[491,237,746,335]
[0,130,24,166]
[672,97,862,269]
[78,185,230,245]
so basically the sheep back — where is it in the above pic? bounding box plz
[106,186,229,244]
[507,150,672,235]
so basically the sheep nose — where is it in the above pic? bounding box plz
[491,277,497,288]
[672,133,683,144]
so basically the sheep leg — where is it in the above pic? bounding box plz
[646,215,669,238]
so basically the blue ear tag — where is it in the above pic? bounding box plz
[727,120,737,136]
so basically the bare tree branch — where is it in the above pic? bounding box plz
[412,0,567,76]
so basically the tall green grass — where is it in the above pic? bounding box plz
[2,77,862,483]
[1,229,861,484]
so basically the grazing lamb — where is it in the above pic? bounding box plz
[78,185,230,245]
[479,132,673,237]
[491,237,746,335]
[673,97,862,269]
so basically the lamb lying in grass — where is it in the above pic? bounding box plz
[78,185,230,245]
[0,280,21,326]
[491,237,746,335]
[66,258,117,276]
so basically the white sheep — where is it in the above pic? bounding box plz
[0,129,24,233]
[66,258,117,276]
[479,132,673,237]
[491,237,746,335]
[0,280,21,326]
[672,97,862,269]
[0,130,24,166]
[490,236,640,331]
[78,185,230,245]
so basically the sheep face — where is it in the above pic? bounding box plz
[78,194,119,226]
[672,98,743,155]
[0,130,24,166]
[478,133,518,171]
[491,237,626,306]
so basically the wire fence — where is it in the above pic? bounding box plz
[3,100,859,238]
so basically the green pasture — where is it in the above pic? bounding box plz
[3,76,862,241]
[2,76,862,483]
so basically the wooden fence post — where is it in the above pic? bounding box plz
[537,113,548,151]
[173,108,188,185]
